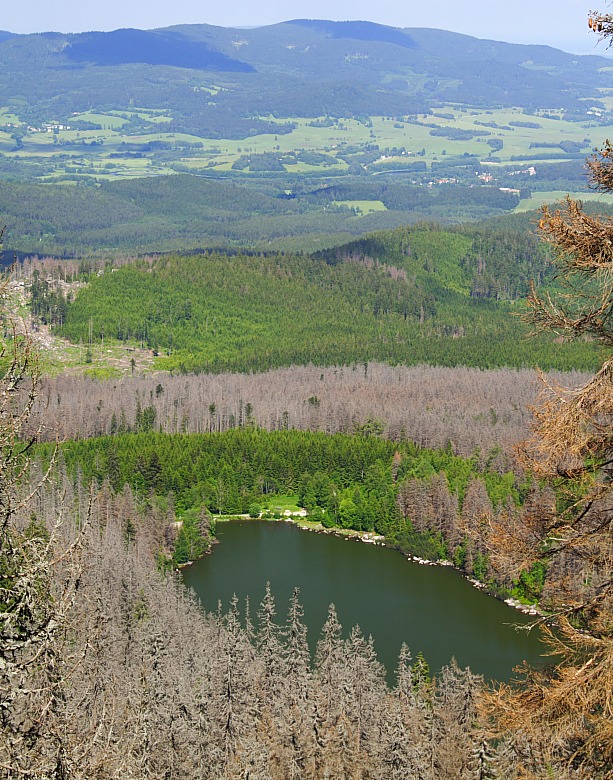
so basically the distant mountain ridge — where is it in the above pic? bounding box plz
[287,19,417,48]
[0,20,610,140]
[65,28,254,71]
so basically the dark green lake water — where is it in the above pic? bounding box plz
[182,519,545,683]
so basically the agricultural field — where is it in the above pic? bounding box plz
[1,25,612,251]
[2,104,612,202]
[514,189,613,211]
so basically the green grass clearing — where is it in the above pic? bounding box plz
[72,112,129,129]
[264,495,302,513]
[515,190,613,212]
[333,200,387,214]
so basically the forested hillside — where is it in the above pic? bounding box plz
[47,229,600,373]
[2,21,609,132]
[3,175,613,257]
[0,176,527,256]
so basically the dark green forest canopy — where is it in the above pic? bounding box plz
[45,426,517,523]
[54,227,601,373]
[47,429,407,511]
[42,427,538,593]
[0,175,528,256]
[3,171,610,258]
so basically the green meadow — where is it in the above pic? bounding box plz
[2,104,611,186]
[333,200,387,214]
[514,189,613,211]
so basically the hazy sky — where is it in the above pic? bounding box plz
[1,1,607,55]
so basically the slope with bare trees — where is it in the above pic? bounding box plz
[482,119,613,775]
[29,363,590,458]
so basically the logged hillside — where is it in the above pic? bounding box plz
[47,225,601,373]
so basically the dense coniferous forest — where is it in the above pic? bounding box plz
[35,426,544,599]
[0,176,528,256]
[24,226,599,374]
[3,176,613,257]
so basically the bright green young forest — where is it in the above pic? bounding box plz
[52,224,601,373]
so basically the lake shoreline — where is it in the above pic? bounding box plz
[296,518,543,617]
[203,512,544,618]
[182,516,546,682]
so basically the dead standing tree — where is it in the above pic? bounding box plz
[483,133,613,775]
[0,281,83,779]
